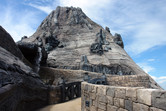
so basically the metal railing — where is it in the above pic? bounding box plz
[60,82,81,102]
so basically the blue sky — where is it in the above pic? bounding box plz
[0,0,166,89]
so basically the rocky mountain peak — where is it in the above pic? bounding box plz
[34,6,96,38]
[21,6,102,49]
[20,6,146,76]
[40,6,92,29]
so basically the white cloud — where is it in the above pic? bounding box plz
[137,62,155,73]
[147,59,155,62]
[159,76,166,79]
[126,22,166,55]
[0,7,38,42]
[137,59,165,89]
[25,0,59,14]
[29,3,53,14]
[137,60,166,89]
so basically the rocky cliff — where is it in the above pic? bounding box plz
[0,26,48,111]
[0,26,23,60]
[21,6,146,76]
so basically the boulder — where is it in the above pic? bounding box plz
[113,33,124,48]
[105,26,111,33]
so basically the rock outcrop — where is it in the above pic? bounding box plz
[113,33,124,48]
[0,26,23,60]
[0,26,48,111]
[21,6,145,76]
[17,42,48,72]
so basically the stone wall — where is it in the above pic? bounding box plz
[106,75,161,89]
[81,82,166,111]
[39,67,161,89]
[39,67,103,85]
[48,86,62,104]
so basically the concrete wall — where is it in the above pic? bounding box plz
[81,82,166,111]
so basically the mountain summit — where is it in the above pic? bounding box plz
[21,6,147,75]
[20,6,161,89]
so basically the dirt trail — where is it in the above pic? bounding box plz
[39,98,81,111]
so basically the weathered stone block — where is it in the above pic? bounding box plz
[81,82,85,90]
[133,102,149,111]
[114,98,120,107]
[98,102,106,110]
[91,85,97,93]
[85,107,90,111]
[98,108,105,111]
[93,96,99,107]
[137,89,157,106]
[119,99,124,108]
[125,100,133,111]
[90,105,97,111]
[106,86,115,97]
[83,92,89,98]
[98,95,107,103]
[90,92,96,100]
[84,84,88,91]
[88,84,92,92]
[89,99,93,107]
[115,87,126,99]
[126,87,139,101]
[97,85,106,95]
[81,96,85,110]
[107,96,113,105]
[150,107,164,111]
[152,90,166,110]
[118,108,128,111]
[92,100,95,106]
[107,105,118,111]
